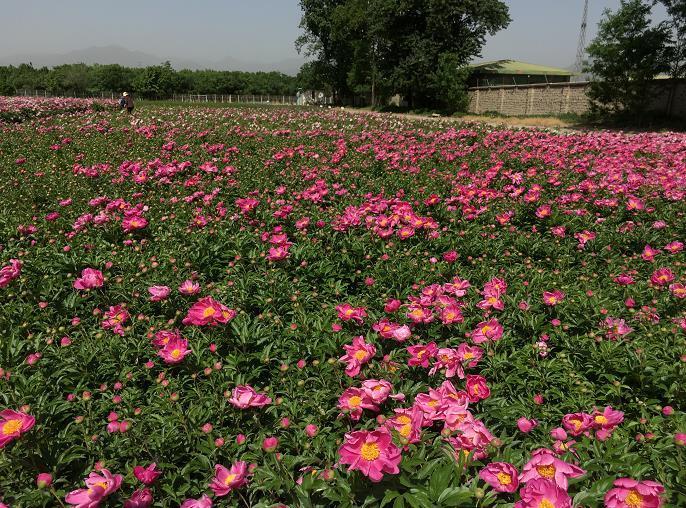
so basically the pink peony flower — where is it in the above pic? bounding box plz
[604,478,664,508]
[517,417,539,433]
[122,215,148,232]
[66,469,123,507]
[0,409,35,449]
[182,297,236,326]
[36,472,53,488]
[148,285,170,301]
[361,379,393,404]
[542,290,565,306]
[336,303,367,324]
[209,461,248,497]
[0,259,22,288]
[338,386,378,420]
[650,268,674,286]
[592,406,624,433]
[65,485,105,508]
[73,268,104,290]
[101,305,129,336]
[384,298,401,313]
[339,336,376,377]
[178,279,201,295]
[181,495,213,508]
[228,385,272,409]
[123,488,153,508]
[338,427,402,482]
[604,318,633,340]
[514,478,572,508]
[262,436,279,452]
[471,319,503,344]
[407,342,437,368]
[669,283,686,298]
[479,462,519,493]
[133,463,161,485]
[520,448,585,490]
[465,375,490,402]
[562,412,594,436]
[386,406,424,444]
[157,337,192,364]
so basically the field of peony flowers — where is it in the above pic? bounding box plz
[0,98,685,507]
[0,97,114,124]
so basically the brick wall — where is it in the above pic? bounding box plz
[467,80,686,117]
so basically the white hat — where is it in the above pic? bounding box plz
[123,92,129,96]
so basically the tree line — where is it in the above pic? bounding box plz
[0,62,300,98]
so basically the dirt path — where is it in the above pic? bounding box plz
[340,108,581,132]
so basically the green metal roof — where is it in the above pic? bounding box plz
[468,60,574,76]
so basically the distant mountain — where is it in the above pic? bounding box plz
[0,45,306,75]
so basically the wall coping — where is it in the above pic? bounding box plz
[468,81,590,91]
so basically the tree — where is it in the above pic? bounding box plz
[93,64,135,94]
[657,0,686,78]
[586,0,671,120]
[132,61,178,99]
[298,0,510,111]
[430,53,471,114]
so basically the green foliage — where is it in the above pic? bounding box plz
[585,0,671,121]
[430,54,471,115]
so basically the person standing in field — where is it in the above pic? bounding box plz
[120,92,134,114]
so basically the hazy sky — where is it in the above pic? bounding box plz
[1,0,668,67]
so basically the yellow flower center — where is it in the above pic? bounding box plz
[396,415,411,425]
[487,297,497,304]
[464,352,474,360]
[203,307,216,318]
[572,419,582,430]
[399,424,411,437]
[548,297,557,304]
[471,385,480,395]
[496,472,512,485]
[481,325,492,334]
[625,490,643,508]
[410,309,423,318]
[170,349,182,359]
[348,396,362,407]
[224,473,237,486]
[427,400,439,407]
[354,350,368,361]
[344,308,354,316]
[595,415,608,425]
[539,500,555,508]
[360,442,380,461]
[2,419,22,435]
[536,465,556,479]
